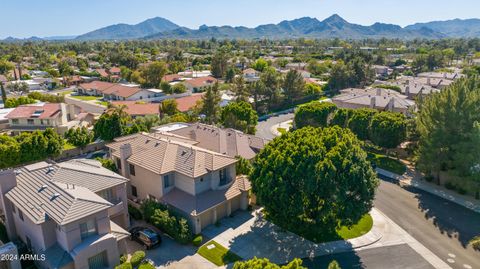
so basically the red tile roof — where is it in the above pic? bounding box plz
[185,76,217,88]
[109,67,121,74]
[79,81,116,92]
[96,69,109,77]
[163,74,183,83]
[102,85,141,98]
[176,93,204,112]
[111,101,159,116]
[6,103,61,119]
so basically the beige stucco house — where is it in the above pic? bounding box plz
[0,159,130,269]
[107,132,251,234]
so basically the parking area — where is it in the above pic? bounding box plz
[126,221,198,268]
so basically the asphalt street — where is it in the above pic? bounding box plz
[375,178,480,269]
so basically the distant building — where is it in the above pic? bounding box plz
[242,68,260,82]
[184,76,217,93]
[5,103,93,135]
[332,88,414,115]
[110,101,159,118]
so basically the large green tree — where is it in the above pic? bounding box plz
[283,70,306,104]
[417,77,480,179]
[294,101,337,129]
[347,108,378,140]
[201,82,222,124]
[64,127,94,149]
[369,112,407,149]
[140,61,168,88]
[221,101,258,134]
[251,126,378,241]
[231,76,250,103]
[93,106,129,141]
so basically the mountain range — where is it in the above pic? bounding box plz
[3,15,480,41]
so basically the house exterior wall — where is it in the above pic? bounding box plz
[12,208,46,252]
[125,164,163,200]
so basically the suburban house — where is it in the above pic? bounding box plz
[372,65,393,78]
[184,76,217,93]
[107,132,252,233]
[159,122,268,160]
[111,101,160,118]
[5,103,93,135]
[174,93,204,112]
[376,79,440,100]
[0,159,130,269]
[0,108,14,132]
[76,82,165,101]
[242,68,260,82]
[332,88,415,115]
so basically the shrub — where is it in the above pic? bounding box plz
[130,251,146,268]
[142,200,193,244]
[138,263,155,269]
[115,262,132,269]
[457,187,467,195]
[192,235,203,247]
[128,204,142,220]
[444,181,456,190]
[424,175,434,182]
[119,254,127,264]
[470,236,480,251]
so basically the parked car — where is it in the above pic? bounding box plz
[129,227,162,249]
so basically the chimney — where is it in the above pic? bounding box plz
[0,169,19,240]
[387,97,395,111]
[405,79,410,85]
[370,96,376,108]
[376,88,382,96]
[119,143,132,176]
[427,78,431,85]
[405,86,410,97]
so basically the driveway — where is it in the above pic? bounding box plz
[126,221,199,268]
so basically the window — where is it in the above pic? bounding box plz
[98,189,114,203]
[27,119,34,125]
[11,119,19,125]
[80,219,97,240]
[116,158,122,170]
[129,164,136,176]
[219,168,228,186]
[163,174,174,188]
[40,119,44,125]
[131,185,138,197]
[18,210,23,221]
[25,236,32,251]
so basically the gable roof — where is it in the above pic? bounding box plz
[6,103,61,119]
[107,132,237,178]
[79,81,116,92]
[184,76,217,88]
[111,101,159,116]
[102,84,142,98]
[175,93,204,112]
[5,160,128,225]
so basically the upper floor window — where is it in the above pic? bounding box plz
[11,119,19,125]
[164,174,174,188]
[18,209,24,221]
[80,219,97,240]
[219,168,229,186]
[27,119,34,125]
[98,188,114,203]
[129,164,136,176]
[131,185,138,197]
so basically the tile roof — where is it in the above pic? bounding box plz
[111,101,159,116]
[102,84,142,98]
[6,103,61,119]
[161,176,251,216]
[5,160,128,225]
[79,81,116,92]
[169,123,268,160]
[96,68,109,77]
[163,74,183,83]
[175,93,204,112]
[107,132,237,178]
[333,88,414,110]
[184,76,217,88]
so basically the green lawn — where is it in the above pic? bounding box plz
[368,152,406,175]
[277,127,287,134]
[63,142,76,150]
[96,101,109,107]
[197,241,241,266]
[336,214,373,239]
[71,95,99,101]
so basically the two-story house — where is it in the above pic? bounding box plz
[0,159,130,269]
[5,103,93,135]
[107,132,251,234]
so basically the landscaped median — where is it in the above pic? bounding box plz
[197,240,242,266]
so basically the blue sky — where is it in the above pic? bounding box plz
[1,0,478,38]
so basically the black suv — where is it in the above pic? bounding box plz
[129,227,162,249]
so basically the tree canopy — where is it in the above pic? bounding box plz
[369,112,407,149]
[251,126,378,241]
[221,101,258,134]
[294,101,337,129]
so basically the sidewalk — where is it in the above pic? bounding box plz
[376,167,480,214]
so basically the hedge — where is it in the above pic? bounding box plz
[115,262,132,269]
[141,199,193,244]
[128,204,142,220]
[130,251,145,268]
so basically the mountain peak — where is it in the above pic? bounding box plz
[323,14,347,24]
